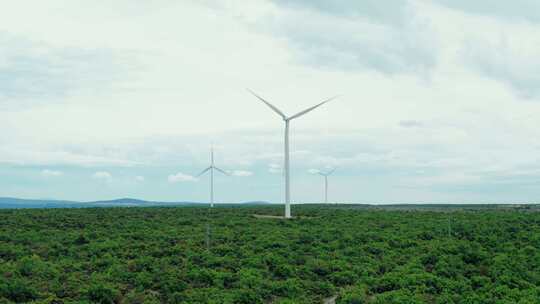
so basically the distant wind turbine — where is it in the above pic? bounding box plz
[248,89,338,218]
[197,146,229,207]
[316,168,335,204]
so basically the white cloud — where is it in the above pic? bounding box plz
[308,169,320,174]
[460,25,540,98]
[231,170,253,177]
[92,171,112,180]
[431,0,540,23]
[41,169,63,177]
[168,172,198,183]
[135,175,145,182]
[268,163,282,174]
[399,120,424,128]
[264,0,437,75]
[0,32,136,108]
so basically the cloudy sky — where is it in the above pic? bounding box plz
[2,0,540,204]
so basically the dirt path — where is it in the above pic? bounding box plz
[252,214,289,219]
[252,214,317,220]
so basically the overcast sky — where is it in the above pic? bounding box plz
[2,0,540,204]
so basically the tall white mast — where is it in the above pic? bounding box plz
[284,120,290,217]
[197,145,228,208]
[249,90,338,218]
[210,147,214,207]
[318,169,335,204]
[324,175,328,204]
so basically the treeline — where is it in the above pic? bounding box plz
[0,206,539,303]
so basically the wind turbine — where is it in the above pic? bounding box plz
[317,168,335,204]
[197,146,229,207]
[248,89,338,218]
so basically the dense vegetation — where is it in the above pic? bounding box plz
[0,206,539,303]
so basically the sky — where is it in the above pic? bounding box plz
[2,0,540,204]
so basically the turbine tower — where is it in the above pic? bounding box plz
[248,89,338,218]
[317,168,335,204]
[197,146,229,207]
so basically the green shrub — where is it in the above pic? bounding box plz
[87,283,119,304]
[0,279,38,303]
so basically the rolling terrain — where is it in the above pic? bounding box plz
[0,205,539,303]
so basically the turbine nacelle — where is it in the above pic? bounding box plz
[318,168,336,177]
[197,166,229,177]
[247,89,339,122]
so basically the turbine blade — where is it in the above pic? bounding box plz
[326,168,336,175]
[214,166,230,176]
[196,166,212,177]
[247,89,287,120]
[288,95,339,120]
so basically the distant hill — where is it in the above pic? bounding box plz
[0,197,84,209]
[0,197,273,209]
[86,198,202,207]
[0,197,200,209]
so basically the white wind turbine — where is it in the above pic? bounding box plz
[316,168,336,204]
[248,89,338,218]
[197,146,229,207]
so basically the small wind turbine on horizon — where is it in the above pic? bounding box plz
[248,89,338,218]
[316,168,335,204]
[196,146,229,207]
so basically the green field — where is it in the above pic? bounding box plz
[1,206,539,303]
